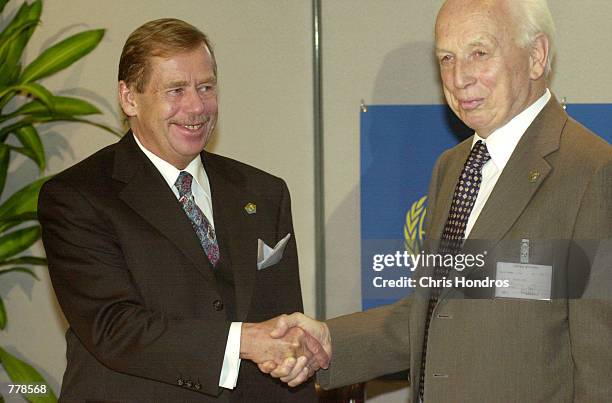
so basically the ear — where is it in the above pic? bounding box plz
[529,33,549,81]
[118,80,138,117]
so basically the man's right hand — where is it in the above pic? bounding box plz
[259,313,332,387]
[240,315,329,382]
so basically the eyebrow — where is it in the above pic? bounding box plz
[164,77,217,89]
[435,47,452,54]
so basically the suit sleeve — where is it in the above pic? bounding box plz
[567,160,612,402]
[316,150,451,389]
[38,177,230,396]
[275,179,304,313]
[316,299,411,389]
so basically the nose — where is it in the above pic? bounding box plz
[183,87,206,115]
[453,59,476,89]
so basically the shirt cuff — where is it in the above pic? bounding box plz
[219,322,242,389]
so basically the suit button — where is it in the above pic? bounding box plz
[213,300,224,311]
[185,380,193,388]
[194,383,201,390]
[177,378,184,386]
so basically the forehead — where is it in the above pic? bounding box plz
[435,1,513,49]
[148,46,215,81]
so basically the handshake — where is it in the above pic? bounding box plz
[240,313,331,387]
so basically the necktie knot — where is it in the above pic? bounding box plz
[175,171,194,199]
[467,140,491,171]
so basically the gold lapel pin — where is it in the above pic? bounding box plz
[528,170,540,183]
[244,202,257,214]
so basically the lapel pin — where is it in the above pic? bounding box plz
[528,170,540,183]
[244,202,257,214]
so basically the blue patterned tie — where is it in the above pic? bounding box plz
[174,171,220,267]
[419,140,491,401]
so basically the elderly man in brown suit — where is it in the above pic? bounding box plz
[263,1,612,402]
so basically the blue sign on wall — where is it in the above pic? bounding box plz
[360,103,612,310]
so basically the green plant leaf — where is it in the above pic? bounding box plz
[8,95,101,119]
[0,256,46,267]
[0,212,38,233]
[1,118,119,146]
[0,0,42,92]
[0,119,31,142]
[0,60,21,89]
[0,82,53,108]
[0,144,8,196]
[7,144,32,159]
[0,267,39,280]
[0,3,38,56]
[13,125,45,171]
[2,1,42,75]
[0,212,38,234]
[0,297,5,329]
[0,226,41,262]
[19,83,53,107]
[0,19,37,52]
[0,0,9,14]
[0,2,31,42]
[0,347,58,402]
[0,176,50,220]
[0,14,34,89]
[20,29,105,84]
[0,20,39,80]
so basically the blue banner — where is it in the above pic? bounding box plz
[360,103,612,310]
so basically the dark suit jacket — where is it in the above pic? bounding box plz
[318,97,612,402]
[39,133,316,402]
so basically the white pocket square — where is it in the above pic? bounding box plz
[257,233,291,270]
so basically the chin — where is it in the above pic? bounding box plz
[173,138,207,157]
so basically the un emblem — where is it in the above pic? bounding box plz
[404,195,427,256]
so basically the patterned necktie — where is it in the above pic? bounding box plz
[418,140,491,401]
[174,171,220,267]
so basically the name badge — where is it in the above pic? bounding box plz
[495,262,552,300]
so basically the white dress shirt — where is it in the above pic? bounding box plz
[464,89,551,238]
[134,136,242,389]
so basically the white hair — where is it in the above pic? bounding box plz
[510,0,557,76]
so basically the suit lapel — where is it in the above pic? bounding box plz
[204,152,259,321]
[427,139,473,244]
[113,133,217,285]
[467,98,565,243]
[440,98,566,299]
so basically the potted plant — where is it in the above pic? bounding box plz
[0,1,118,401]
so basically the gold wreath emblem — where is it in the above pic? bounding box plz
[404,196,427,256]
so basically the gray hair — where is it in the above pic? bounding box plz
[510,0,557,76]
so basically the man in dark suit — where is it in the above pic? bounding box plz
[264,1,611,402]
[38,18,324,402]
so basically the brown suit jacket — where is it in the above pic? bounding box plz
[318,97,612,402]
[39,133,316,402]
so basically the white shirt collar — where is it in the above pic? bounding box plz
[472,88,551,171]
[132,135,211,201]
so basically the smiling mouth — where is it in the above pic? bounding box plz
[182,124,203,130]
[173,117,210,132]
